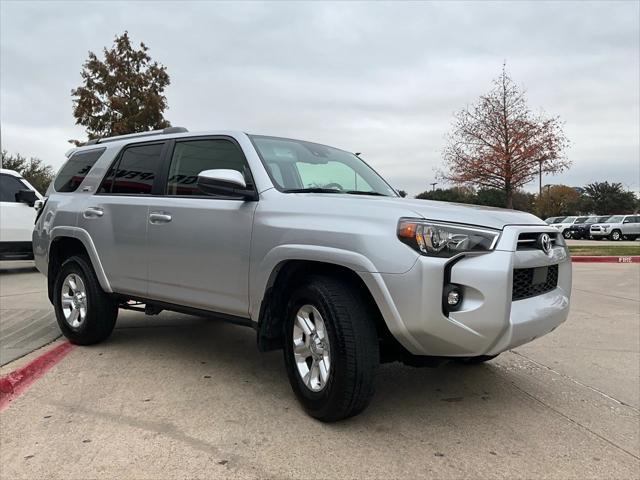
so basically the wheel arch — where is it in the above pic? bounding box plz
[256,259,390,352]
[47,228,112,301]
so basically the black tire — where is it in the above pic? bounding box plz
[610,230,622,241]
[283,275,379,422]
[53,255,118,345]
[455,354,499,365]
[562,229,571,239]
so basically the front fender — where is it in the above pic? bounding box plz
[249,244,380,321]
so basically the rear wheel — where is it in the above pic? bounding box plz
[283,276,379,422]
[53,255,118,345]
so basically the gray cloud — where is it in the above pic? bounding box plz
[1,1,638,195]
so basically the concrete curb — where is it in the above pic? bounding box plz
[0,341,74,411]
[572,256,640,263]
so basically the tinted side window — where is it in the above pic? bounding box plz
[54,148,106,192]
[107,143,164,195]
[0,174,28,202]
[165,139,251,196]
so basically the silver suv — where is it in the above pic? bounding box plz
[34,129,572,421]
[590,215,640,241]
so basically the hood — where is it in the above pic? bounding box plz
[395,198,545,230]
[273,191,546,230]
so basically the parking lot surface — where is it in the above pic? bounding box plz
[0,263,638,479]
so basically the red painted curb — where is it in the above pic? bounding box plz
[572,256,640,263]
[0,341,74,411]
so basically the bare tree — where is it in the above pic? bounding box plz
[441,66,570,208]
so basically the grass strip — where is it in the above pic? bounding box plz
[568,245,640,256]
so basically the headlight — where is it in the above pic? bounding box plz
[397,218,500,258]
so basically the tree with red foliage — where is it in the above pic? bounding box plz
[441,67,570,208]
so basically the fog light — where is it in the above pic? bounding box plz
[447,290,461,306]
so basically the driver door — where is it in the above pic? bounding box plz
[145,137,257,317]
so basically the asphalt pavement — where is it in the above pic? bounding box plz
[0,262,638,479]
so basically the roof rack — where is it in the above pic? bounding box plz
[85,127,188,145]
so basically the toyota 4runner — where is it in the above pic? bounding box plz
[34,128,572,421]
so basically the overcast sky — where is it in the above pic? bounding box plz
[1,1,638,195]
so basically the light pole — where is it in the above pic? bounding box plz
[538,159,543,197]
[430,182,437,192]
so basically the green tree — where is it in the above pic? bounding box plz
[415,186,476,203]
[475,188,506,207]
[1,150,54,194]
[582,181,637,214]
[71,31,171,141]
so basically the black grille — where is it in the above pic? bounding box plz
[512,264,558,301]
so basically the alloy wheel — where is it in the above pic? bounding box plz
[60,273,88,329]
[292,304,331,392]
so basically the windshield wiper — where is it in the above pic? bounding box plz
[282,188,342,194]
[344,190,389,197]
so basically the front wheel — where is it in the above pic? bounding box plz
[53,255,118,345]
[562,229,572,239]
[283,276,379,422]
[610,230,622,241]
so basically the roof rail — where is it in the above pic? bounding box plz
[85,127,188,145]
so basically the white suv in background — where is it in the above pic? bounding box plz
[0,168,42,260]
[550,216,579,239]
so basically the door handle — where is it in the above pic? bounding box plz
[83,207,104,218]
[149,212,172,224]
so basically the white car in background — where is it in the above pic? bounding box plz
[0,168,42,260]
[550,216,579,239]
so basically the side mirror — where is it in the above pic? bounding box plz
[16,189,37,207]
[196,169,257,200]
[623,219,631,223]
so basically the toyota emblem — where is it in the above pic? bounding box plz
[538,233,552,254]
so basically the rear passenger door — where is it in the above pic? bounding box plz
[78,142,166,297]
[145,137,257,317]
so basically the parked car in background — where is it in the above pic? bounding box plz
[33,128,572,421]
[545,216,565,225]
[0,168,42,260]
[590,215,640,241]
[567,215,611,240]
[551,216,579,239]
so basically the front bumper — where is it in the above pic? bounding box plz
[364,225,572,357]
[589,229,609,238]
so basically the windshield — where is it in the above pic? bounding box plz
[575,217,589,224]
[250,135,397,197]
[585,217,599,223]
[563,216,577,223]
[597,216,611,222]
[552,217,567,224]
[606,215,624,223]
